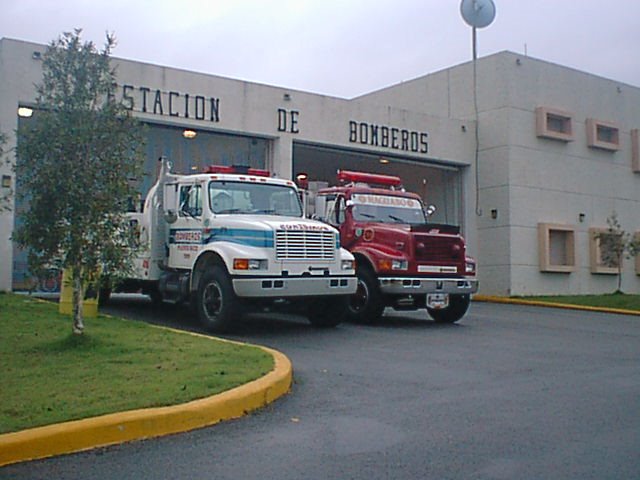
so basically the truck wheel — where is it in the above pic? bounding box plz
[427,294,470,324]
[307,296,347,328]
[347,267,385,324]
[197,267,237,332]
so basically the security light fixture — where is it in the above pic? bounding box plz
[17,107,33,118]
[183,129,197,139]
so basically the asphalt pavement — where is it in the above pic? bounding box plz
[2,298,639,480]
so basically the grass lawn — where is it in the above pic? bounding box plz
[518,292,640,312]
[0,293,273,434]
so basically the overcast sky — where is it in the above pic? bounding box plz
[2,0,639,98]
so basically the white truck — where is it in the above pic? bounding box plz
[110,158,357,332]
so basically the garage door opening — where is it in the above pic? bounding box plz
[11,117,269,291]
[292,142,464,226]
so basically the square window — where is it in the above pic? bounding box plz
[538,223,576,273]
[587,118,620,151]
[536,107,573,142]
[597,125,618,144]
[589,228,619,274]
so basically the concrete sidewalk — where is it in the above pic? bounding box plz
[474,295,640,316]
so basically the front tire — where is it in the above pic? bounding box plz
[427,294,470,324]
[347,267,385,324]
[307,296,348,328]
[197,266,237,332]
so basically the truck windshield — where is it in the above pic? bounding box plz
[350,193,427,224]
[208,180,303,217]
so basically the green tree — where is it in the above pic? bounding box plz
[14,29,145,334]
[596,212,640,293]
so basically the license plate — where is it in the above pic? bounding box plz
[427,293,449,309]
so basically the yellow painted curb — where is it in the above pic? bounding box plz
[0,329,292,467]
[474,295,640,316]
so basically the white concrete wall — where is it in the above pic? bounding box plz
[503,53,640,295]
[0,39,44,291]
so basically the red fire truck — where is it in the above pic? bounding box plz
[301,169,478,324]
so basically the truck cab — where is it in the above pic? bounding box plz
[309,170,478,324]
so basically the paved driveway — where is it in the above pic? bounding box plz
[3,299,639,479]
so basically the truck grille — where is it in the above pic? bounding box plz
[414,235,464,262]
[275,230,336,260]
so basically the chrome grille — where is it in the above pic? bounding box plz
[276,230,336,260]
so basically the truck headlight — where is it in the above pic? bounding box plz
[233,258,268,270]
[392,259,408,270]
[378,259,408,271]
[341,259,355,271]
[465,261,476,274]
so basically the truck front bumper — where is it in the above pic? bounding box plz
[378,277,479,295]
[232,275,357,298]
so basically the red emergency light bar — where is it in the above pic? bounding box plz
[203,165,271,177]
[337,169,403,188]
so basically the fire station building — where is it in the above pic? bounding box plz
[1,37,639,296]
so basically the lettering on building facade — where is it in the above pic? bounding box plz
[348,120,428,154]
[118,84,221,122]
[277,109,300,133]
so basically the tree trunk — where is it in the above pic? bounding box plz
[617,265,623,293]
[72,267,85,335]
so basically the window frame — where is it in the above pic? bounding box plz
[535,107,574,142]
[586,118,620,151]
[538,223,576,273]
[631,129,639,173]
[589,227,619,275]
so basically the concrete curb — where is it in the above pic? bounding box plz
[473,295,640,316]
[0,328,293,467]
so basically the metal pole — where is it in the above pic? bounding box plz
[473,27,482,216]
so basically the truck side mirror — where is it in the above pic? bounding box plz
[165,210,178,224]
[425,205,437,217]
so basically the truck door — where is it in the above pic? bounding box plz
[169,182,203,269]
[333,195,353,246]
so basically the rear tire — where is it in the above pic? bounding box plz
[197,266,237,332]
[427,294,470,324]
[307,296,348,328]
[347,267,385,324]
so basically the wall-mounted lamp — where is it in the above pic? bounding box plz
[461,125,467,132]
[17,107,33,118]
[2,175,11,188]
[490,209,498,219]
[32,51,42,60]
[283,93,291,101]
[182,129,197,139]
[379,157,390,164]
[578,213,585,223]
